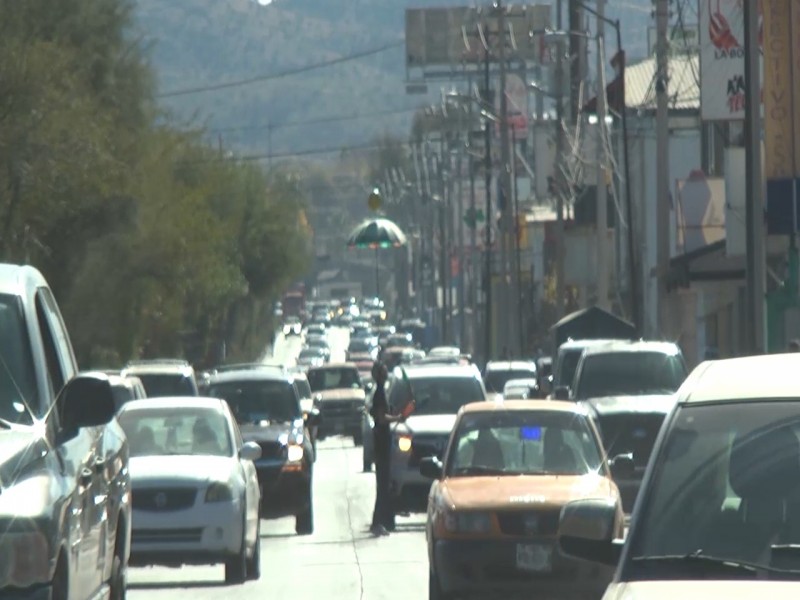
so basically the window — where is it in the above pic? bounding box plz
[137,373,197,397]
[574,351,687,399]
[0,295,37,423]
[446,410,602,476]
[307,368,361,391]
[208,380,300,424]
[484,369,538,393]
[118,407,233,457]
[390,376,484,415]
[35,292,65,396]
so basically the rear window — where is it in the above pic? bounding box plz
[574,351,687,400]
[484,369,538,393]
[307,368,361,391]
[389,376,485,415]
[207,379,300,424]
[135,373,198,398]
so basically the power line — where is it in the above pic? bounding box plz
[211,105,421,135]
[158,40,404,99]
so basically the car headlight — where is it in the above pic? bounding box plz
[397,435,412,453]
[443,510,492,534]
[205,482,233,503]
[286,444,304,462]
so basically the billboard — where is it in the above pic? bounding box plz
[699,0,746,121]
[405,5,551,69]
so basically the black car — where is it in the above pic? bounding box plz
[206,369,317,534]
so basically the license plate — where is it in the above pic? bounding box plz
[515,543,552,573]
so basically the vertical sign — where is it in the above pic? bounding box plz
[763,0,796,233]
[699,0,745,121]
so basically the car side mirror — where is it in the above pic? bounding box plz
[419,456,443,479]
[609,453,635,480]
[58,372,116,442]
[559,498,622,566]
[240,441,262,462]
[553,386,570,400]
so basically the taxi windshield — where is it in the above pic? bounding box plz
[445,410,602,476]
[628,401,800,578]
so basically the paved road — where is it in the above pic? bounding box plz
[127,438,429,600]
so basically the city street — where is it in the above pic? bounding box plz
[127,438,428,600]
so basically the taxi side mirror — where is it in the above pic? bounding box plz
[419,456,443,479]
[559,498,622,566]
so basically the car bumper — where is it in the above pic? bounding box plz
[255,463,311,517]
[130,501,244,565]
[433,539,613,598]
[318,414,362,436]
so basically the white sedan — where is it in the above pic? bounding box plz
[117,397,262,584]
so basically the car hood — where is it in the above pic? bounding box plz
[397,414,458,436]
[604,581,800,599]
[130,455,234,485]
[317,388,365,401]
[581,394,677,417]
[238,422,301,444]
[441,473,616,511]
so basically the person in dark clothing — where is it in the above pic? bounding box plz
[369,361,404,536]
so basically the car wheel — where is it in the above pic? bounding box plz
[428,570,454,600]
[109,529,127,600]
[245,519,261,581]
[295,490,314,535]
[225,517,248,584]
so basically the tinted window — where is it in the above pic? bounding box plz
[307,368,361,391]
[389,376,484,415]
[628,401,800,577]
[0,295,37,424]
[137,373,198,397]
[446,410,602,476]
[118,407,232,457]
[556,348,583,387]
[207,380,300,423]
[484,369,538,393]
[574,351,687,399]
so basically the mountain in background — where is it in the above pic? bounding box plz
[133,0,656,160]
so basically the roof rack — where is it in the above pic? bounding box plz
[125,359,191,367]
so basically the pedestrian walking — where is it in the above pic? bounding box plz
[369,361,404,536]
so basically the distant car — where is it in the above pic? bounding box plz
[205,369,316,534]
[422,400,623,599]
[385,332,414,349]
[551,339,622,398]
[536,355,553,396]
[297,347,326,368]
[347,338,378,362]
[428,346,461,358]
[122,359,200,397]
[305,337,331,361]
[305,322,326,336]
[282,317,302,336]
[483,360,539,398]
[307,364,366,446]
[292,370,320,457]
[119,397,263,583]
[502,378,540,400]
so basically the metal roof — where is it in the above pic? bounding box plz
[625,54,700,112]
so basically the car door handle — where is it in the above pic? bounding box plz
[80,468,93,487]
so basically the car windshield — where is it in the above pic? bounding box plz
[390,376,484,415]
[446,410,602,476]
[136,373,197,398]
[307,368,362,391]
[118,407,232,457]
[0,295,37,424]
[573,351,687,399]
[484,369,538,393]
[208,380,300,423]
[628,401,800,579]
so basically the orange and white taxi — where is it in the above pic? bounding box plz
[421,400,625,599]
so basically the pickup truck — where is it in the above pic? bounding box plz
[0,264,130,600]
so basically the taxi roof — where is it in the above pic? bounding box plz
[460,399,585,414]
[119,396,227,413]
[679,353,800,404]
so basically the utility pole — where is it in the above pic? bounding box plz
[655,0,670,336]
[496,0,516,355]
[483,50,494,361]
[595,0,609,310]
[554,0,567,319]
[744,0,765,353]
